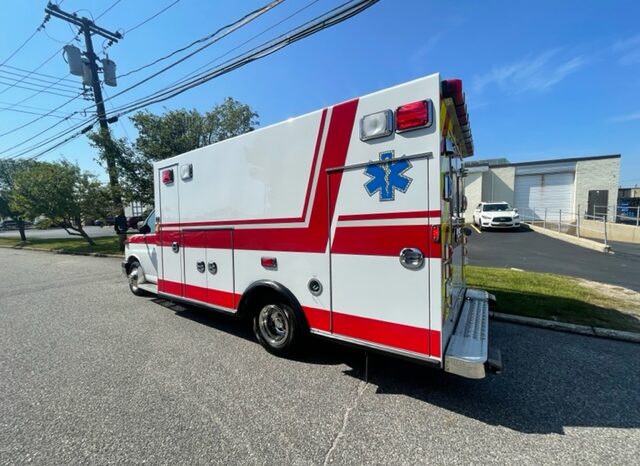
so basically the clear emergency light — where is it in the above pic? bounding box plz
[359,110,393,141]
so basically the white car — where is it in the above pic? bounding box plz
[473,202,520,230]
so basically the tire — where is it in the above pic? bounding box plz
[253,300,302,356]
[127,260,147,296]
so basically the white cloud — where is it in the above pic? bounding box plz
[609,112,640,123]
[612,35,640,65]
[473,49,587,94]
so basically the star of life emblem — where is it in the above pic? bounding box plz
[363,150,413,201]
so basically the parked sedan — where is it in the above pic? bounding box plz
[473,202,520,230]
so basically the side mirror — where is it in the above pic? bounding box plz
[463,227,473,236]
[139,224,151,234]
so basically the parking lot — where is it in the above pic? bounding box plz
[1,249,639,464]
[467,226,640,292]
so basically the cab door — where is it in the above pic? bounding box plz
[157,164,184,297]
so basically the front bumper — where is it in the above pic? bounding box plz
[480,218,520,228]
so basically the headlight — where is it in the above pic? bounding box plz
[481,215,490,219]
[513,214,519,219]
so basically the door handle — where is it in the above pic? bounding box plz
[172,241,179,253]
[207,261,217,275]
[196,261,205,273]
[400,248,424,270]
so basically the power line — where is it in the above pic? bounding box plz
[105,0,284,105]
[0,94,84,139]
[0,105,82,120]
[0,79,79,98]
[7,0,379,163]
[2,115,96,160]
[0,28,42,68]
[111,0,378,117]
[168,0,321,89]
[118,0,278,80]
[124,0,181,35]
[0,68,79,91]
[96,0,123,20]
[0,64,76,83]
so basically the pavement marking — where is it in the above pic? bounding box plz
[471,224,481,234]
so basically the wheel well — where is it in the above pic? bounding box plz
[237,281,308,331]
[124,256,140,274]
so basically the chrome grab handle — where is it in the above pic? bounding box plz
[196,261,205,273]
[171,241,179,253]
[399,247,424,270]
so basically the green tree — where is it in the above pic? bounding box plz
[10,161,110,246]
[89,97,258,205]
[0,159,34,241]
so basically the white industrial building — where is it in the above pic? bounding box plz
[464,154,621,222]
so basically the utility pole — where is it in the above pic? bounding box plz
[45,2,127,250]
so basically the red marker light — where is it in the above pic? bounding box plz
[396,100,431,132]
[162,169,174,185]
[431,224,441,244]
[261,257,277,269]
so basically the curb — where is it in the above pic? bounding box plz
[527,224,610,253]
[490,311,640,344]
[0,244,122,259]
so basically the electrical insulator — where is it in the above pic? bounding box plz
[64,45,83,76]
[81,59,93,86]
[102,58,117,87]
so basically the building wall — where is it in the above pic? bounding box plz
[481,166,515,205]
[574,157,620,215]
[464,171,483,222]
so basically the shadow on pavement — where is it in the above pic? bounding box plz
[341,322,640,435]
[151,298,640,435]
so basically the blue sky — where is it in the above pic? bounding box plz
[0,0,638,186]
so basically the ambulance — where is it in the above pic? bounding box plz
[123,73,502,379]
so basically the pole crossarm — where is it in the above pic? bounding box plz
[45,3,122,42]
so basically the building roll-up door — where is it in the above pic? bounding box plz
[514,172,574,221]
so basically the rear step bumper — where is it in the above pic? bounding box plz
[444,288,502,379]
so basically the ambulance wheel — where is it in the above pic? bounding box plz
[253,301,301,356]
[127,260,147,296]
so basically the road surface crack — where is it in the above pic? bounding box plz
[323,379,368,465]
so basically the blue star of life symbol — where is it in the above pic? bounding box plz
[364,150,413,201]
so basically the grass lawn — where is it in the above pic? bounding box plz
[0,236,122,255]
[466,266,640,333]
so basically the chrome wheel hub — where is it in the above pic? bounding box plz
[258,305,289,348]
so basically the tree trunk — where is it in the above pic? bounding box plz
[17,219,26,242]
[77,227,96,246]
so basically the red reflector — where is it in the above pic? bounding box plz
[261,257,277,269]
[396,100,431,132]
[162,169,174,185]
[431,225,441,244]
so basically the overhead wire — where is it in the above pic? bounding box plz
[113,0,284,91]
[96,0,123,20]
[124,0,181,36]
[6,0,379,162]
[110,0,378,117]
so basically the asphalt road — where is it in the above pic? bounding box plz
[0,226,117,239]
[1,249,639,464]
[467,226,640,292]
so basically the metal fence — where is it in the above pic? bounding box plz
[519,207,610,247]
[592,204,640,227]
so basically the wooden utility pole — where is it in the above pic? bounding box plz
[45,2,127,250]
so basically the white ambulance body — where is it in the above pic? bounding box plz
[123,73,501,379]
